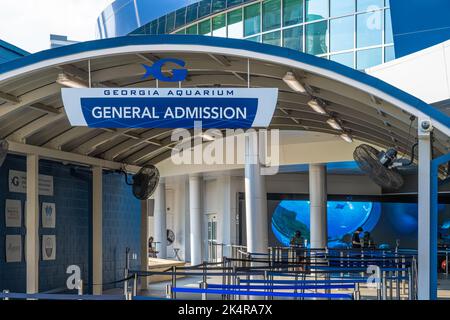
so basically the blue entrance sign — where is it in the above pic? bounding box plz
[62,88,278,129]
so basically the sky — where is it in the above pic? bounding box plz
[0,0,114,53]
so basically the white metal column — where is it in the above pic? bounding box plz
[154,180,167,259]
[418,120,432,300]
[26,154,39,294]
[140,200,149,290]
[218,175,232,258]
[309,164,328,249]
[92,166,103,295]
[189,175,203,265]
[244,132,268,255]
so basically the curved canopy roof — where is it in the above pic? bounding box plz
[0,35,449,169]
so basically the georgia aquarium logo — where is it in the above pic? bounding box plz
[142,58,188,82]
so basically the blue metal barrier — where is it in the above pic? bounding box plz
[170,287,353,300]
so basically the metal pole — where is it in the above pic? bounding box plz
[133,273,138,297]
[382,270,387,300]
[408,267,413,300]
[172,266,176,300]
[78,280,83,296]
[124,248,130,298]
[446,251,449,276]
[88,59,92,88]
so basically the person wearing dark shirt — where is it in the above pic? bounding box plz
[352,227,363,249]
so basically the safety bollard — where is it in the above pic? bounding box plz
[2,290,9,301]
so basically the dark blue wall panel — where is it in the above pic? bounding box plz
[391,0,450,57]
[102,172,141,291]
[0,155,141,293]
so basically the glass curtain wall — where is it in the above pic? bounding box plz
[131,0,394,70]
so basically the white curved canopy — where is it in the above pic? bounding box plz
[0,36,448,170]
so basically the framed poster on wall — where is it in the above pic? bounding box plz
[41,202,56,228]
[42,235,56,261]
[5,199,22,228]
[5,235,22,263]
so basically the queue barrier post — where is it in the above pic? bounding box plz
[353,283,361,301]
[446,251,449,276]
[200,281,208,301]
[389,271,393,300]
[133,273,138,297]
[172,266,177,300]
[166,284,173,299]
[408,267,413,300]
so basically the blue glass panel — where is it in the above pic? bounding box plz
[175,8,187,28]
[186,24,198,35]
[103,2,138,38]
[357,0,384,12]
[227,0,243,7]
[283,0,303,27]
[244,3,261,37]
[150,20,158,35]
[263,31,281,46]
[357,47,382,69]
[199,19,211,35]
[331,52,354,68]
[306,0,329,22]
[330,0,356,16]
[330,16,355,52]
[283,26,303,51]
[186,3,199,24]
[198,0,213,18]
[212,0,227,12]
[247,35,261,42]
[357,11,382,48]
[166,12,176,33]
[306,20,328,55]
[385,9,393,43]
[385,45,395,62]
[263,0,281,32]
[157,16,166,34]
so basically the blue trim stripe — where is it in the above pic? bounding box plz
[0,35,449,128]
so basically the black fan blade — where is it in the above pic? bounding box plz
[132,165,160,200]
[354,144,404,190]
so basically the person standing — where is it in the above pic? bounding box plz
[352,227,363,249]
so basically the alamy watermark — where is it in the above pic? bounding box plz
[170,122,280,175]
